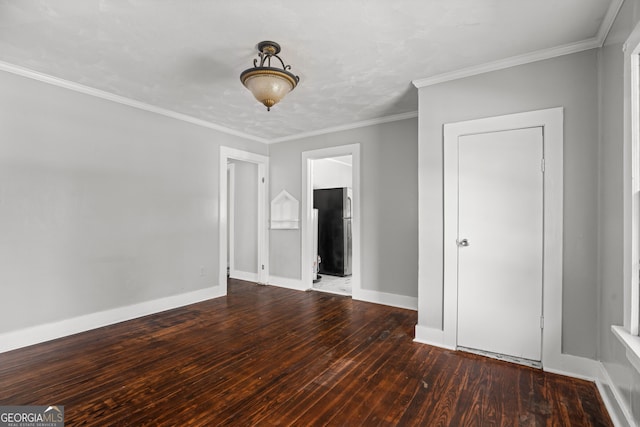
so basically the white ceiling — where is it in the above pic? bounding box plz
[0,0,619,142]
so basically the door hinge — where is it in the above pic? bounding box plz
[541,158,545,173]
[261,264,265,270]
[262,177,265,183]
[540,316,544,329]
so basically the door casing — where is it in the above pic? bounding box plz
[443,108,563,369]
[227,163,235,276]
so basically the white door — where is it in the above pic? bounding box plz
[457,127,544,361]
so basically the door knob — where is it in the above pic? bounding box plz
[457,239,469,247]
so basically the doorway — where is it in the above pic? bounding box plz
[218,147,269,294]
[311,155,353,296]
[302,144,361,299]
[227,159,260,283]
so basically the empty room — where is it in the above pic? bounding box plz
[1,1,639,425]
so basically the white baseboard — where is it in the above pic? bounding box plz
[230,270,260,283]
[268,275,306,291]
[596,363,638,427]
[353,288,418,311]
[598,362,637,427]
[414,323,604,381]
[414,325,456,350]
[0,285,225,354]
[268,277,418,311]
[543,353,603,381]
[413,324,634,425]
[415,326,608,378]
[266,275,419,311]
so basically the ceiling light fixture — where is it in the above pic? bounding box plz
[240,41,300,111]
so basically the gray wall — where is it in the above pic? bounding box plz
[0,70,266,334]
[417,49,600,359]
[599,0,640,422]
[268,118,419,297]
[229,159,258,274]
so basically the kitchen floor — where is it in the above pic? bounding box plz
[313,274,352,296]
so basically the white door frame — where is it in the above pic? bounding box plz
[443,107,565,370]
[302,144,361,297]
[227,163,236,277]
[219,147,269,294]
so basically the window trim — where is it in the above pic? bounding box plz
[625,28,640,337]
[615,22,640,372]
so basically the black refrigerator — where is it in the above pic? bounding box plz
[313,187,352,277]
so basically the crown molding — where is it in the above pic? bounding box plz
[2,0,624,143]
[0,59,416,145]
[413,0,624,89]
[412,38,601,88]
[597,0,624,46]
[268,111,418,144]
[0,60,269,144]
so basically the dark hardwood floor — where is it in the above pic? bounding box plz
[0,279,611,426]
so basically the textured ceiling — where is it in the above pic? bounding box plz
[0,0,616,142]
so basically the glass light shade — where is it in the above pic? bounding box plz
[240,41,299,111]
[243,73,294,110]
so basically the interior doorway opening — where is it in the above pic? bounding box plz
[311,155,353,296]
[227,159,260,283]
[218,147,269,295]
[301,144,362,299]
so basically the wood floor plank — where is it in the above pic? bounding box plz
[288,315,414,426]
[444,353,489,426]
[249,306,412,425]
[325,331,423,424]
[0,279,612,426]
[369,345,444,424]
